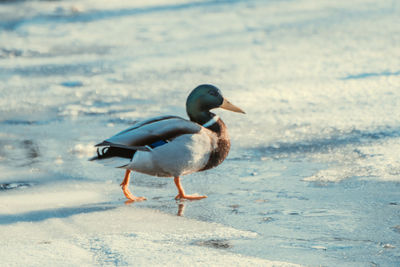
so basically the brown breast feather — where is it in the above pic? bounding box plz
[200,119,230,171]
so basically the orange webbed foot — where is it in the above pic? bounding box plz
[121,185,146,202]
[120,170,146,202]
[173,176,207,201]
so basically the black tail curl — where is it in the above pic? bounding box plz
[91,146,136,160]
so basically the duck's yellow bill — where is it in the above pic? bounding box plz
[220,98,245,114]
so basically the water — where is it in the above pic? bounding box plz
[1,0,399,266]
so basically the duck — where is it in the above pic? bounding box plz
[90,84,245,201]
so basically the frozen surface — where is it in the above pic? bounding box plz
[1,0,400,266]
[1,180,298,267]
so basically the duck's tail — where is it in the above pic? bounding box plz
[90,142,151,168]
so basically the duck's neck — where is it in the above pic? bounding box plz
[187,109,216,127]
[188,111,226,138]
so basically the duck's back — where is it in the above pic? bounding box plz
[99,115,201,148]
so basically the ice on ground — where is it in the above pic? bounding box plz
[0,178,298,267]
[1,0,400,266]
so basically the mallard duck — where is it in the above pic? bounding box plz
[91,84,245,201]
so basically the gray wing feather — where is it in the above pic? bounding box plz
[97,116,201,149]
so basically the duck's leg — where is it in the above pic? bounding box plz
[120,170,146,202]
[174,176,207,200]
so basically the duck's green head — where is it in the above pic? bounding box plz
[186,84,245,124]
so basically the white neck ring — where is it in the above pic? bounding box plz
[202,115,219,128]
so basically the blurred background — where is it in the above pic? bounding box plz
[0,0,399,266]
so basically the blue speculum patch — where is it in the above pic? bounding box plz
[149,140,168,148]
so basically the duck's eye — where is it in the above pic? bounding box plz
[208,90,218,97]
